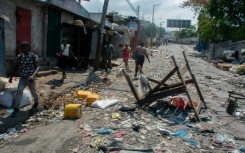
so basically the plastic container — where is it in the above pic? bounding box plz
[87,93,100,106]
[76,90,91,99]
[64,104,83,119]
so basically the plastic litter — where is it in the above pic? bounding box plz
[91,99,119,109]
[76,90,91,99]
[215,133,225,143]
[18,89,32,108]
[174,130,188,138]
[4,78,19,92]
[159,128,173,139]
[98,128,112,134]
[119,106,136,112]
[64,104,83,119]
[87,93,100,106]
[0,77,8,91]
[188,138,198,147]
[115,131,126,138]
[112,113,120,119]
[239,146,245,152]
[0,91,14,108]
[84,124,92,132]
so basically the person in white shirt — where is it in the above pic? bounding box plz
[57,38,77,82]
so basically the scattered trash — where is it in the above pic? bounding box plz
[200,115,212,122]
[132,124,140,132]
[76,90,91,99]
[20,128,29,133]
[205,76,212,79]
[104,140,154,152]
[64,104,83,119]
[239,146,245,152]
[119,106,137,112]
[159,128,172,139]
[187,138,198,148]
[79,86,85,90]
[79,124,84,129]
[112,113,120,119]
[84,124,92,132]
[52,120,60,124]
[91,99,119,109]
[174,130,188,138]
[98,128,112,134]
[115,131,126,138]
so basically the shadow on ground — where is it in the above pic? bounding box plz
[0,110,30,133]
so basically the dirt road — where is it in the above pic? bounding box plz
[0,44,244,153]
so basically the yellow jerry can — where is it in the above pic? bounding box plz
[87,93,100,106]
[76,90,91,99]
[64,104,83,119]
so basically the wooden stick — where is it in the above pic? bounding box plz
[122,69,140,101]
[146,67,178,98]
[183,51,207,109]
[171,55,200,122]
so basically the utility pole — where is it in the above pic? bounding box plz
[151,4,161,47]
[159,22,165,44]
[152,4,161,24]
[94,0,109,70]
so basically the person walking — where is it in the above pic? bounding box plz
[57,38,77,82]
[9,41,40,117]
[132,42,150,78]
[104,41,115,71]
[122,44,131,72]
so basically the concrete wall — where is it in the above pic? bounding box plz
[208,40,245,59]
[0,0,44,59]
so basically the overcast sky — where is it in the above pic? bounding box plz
[81,0,198,30]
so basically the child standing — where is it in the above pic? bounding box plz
[122,44,131,72]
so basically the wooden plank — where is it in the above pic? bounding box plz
[147,77,161,84]
[122,69,140,101]
[146,67,178,98]
[172,55,200,122]
[180,65,188,76]
[158,79,193,91]
[139,86,186,105]
[183,51,207,109]
[147,77,170,87]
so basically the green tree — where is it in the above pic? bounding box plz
[182,0,245,42]
[144,23,157,37]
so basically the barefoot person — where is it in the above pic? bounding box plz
[9,41,40,117]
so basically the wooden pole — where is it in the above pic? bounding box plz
[183,51,207,109]
[171,56,200,122]
[94,0,109,70]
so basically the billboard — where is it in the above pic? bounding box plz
[167,19,191,28]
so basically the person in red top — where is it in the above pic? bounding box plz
[122,44,131,72]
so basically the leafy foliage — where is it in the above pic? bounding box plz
[182,0,245,42]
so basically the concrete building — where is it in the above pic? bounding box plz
[0,0,91,75]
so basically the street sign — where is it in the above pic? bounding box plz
[128,22,138,31]
[167,19,191,28]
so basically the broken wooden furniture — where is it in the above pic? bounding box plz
[222,91,245,115]
[123,51,207,121]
